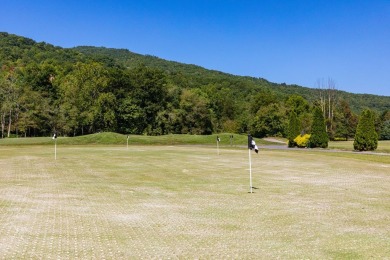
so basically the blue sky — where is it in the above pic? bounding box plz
[1,0,389,96]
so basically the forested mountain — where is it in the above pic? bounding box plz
[1,32,390,139]
[73,46,390,112]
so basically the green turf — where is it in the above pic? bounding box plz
[0,132,275,146]
[328,140,390,153]
[0,144,389,258]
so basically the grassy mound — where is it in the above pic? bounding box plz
[0,132,277,146]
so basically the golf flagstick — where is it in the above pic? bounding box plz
[217,136,220,155]
[52,133,57,160]
[247,134,259,193]
[249,144,252,193]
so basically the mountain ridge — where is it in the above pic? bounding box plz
[1,32,389,112]
[71,45,390,113]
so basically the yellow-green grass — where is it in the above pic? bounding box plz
[0,132,275,146]
[0,145,389,258]
[329,140,390,153]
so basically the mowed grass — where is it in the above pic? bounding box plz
[329,140,390,153]
[0,132,275,146]
[0,144,389,258]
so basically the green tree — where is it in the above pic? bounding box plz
[252,103,287,138]
[380,120,390,140]
[286,94,310,116]
[128,65,168,135]
[58,62,111,135]
[285,94,311,136]
[287,111,301,147]
[93,92,117,131]
[378,110,390,140]
[179,89,212,135]
[15,85,51,137]
[0,70,21,137]
[354,109,378,151]
[334,99,358,140]
[203,84,236,132]
[250,90,279,115]
[117,96,146,134]
[309,107,329,148]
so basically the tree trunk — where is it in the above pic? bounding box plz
[7,109,12,138]
[1,113,4,138]
[15,109,19,137]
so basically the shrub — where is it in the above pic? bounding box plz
[294,134,311,148]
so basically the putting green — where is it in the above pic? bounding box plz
[0,145,389,258]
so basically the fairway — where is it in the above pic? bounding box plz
[0,145,389,258]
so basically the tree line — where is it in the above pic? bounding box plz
[1,32,390,141]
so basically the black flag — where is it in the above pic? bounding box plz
[217,136,221,142]
[52,133,57,139]
[248,134,258,153]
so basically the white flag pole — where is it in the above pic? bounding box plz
[127,135,129,150]
[249,147,252,193]
[216,136,220,155]
[54,138,57,160]
[248,134,253,193]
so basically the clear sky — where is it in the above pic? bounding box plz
[1,0,389,96]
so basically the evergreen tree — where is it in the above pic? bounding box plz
[334,99,358,140]
[287,111,300,147]
[354,109,378,151]
[380,120,390,140]
[309,107,329,148]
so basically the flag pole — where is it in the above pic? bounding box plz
[127,135,129,150]
[249,145,252,193]
[217,136,220,155]
[248,134,253,193]
[52,132,57,160]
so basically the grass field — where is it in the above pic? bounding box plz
[0,132,275,146]
[0,139,389,258]
[328,140,390,153]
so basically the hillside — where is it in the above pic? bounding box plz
[73,46,390,112]
[1,32,389,139]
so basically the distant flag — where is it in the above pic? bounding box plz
[216,136,221,155]
[52,132,57,160]
[248,134,258,154]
